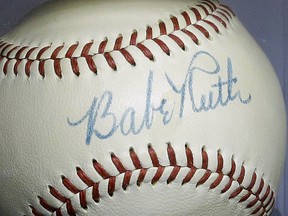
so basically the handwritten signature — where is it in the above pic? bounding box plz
[68,51,252,145]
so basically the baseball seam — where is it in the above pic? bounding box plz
[28,144,275,216]
[0,0,234,79]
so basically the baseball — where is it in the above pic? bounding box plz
[0,0,286,215]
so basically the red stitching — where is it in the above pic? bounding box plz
[114,36,123,50]
[210,173,223,189]
[92,183,100,203]
[38,196,57,212]
[37,46,50,59]
[71,58,80,76]
[3,59,10,75]
[191,7,202,21]
[247,172,257,191]
[266,194,275,213]
[153,38,170,56]
[0,42,7,49]
[98,39,108,54]
[62,176,81,194]
[0,1,235,78]
[54,60,62,78]
[111,153,126,173]
[14,60,21,75]
[237,165,245,184]
[137,168,148,186]
[170,16,180,31]
[239,191,252,203]
[66,43,79,58]
[220,4,235,17]
[122,170,132,190]
[201,147,208,169]
[93,159,110,179]
[197,4,210,16]
[28,144,275,215]
[197,170,211,187]
[167,165,181,184]
[211,14,227,28]
[15,46,28,59]
[77,167,94,187]
[146,26,153,40]
[201,1,215,11]
[49,186,68,203]
[182,29,199,45]
[104,52,117,71]
[194,24,210,38]
[85,56,97,74]
[202,0,217,10]
[136,44,154,61]
[221,178,233,194]
[159,21,167,35]
[25,47,38,59]
[81,41,93,57]
[204,20,220,33]
[6,45,19,57]
[256,178,265,197]
[51,45,64,59]
[130,147,142,169]
[168,34,185,50]
[79,190,87,209]
[148,145,160,167]
[66,199,76,216]
[181,11,192,26]
[0,44,13,56]
[38,60,45,77]
[130,31,138,45]
[25,60,33,77]
[216,150,224,173]
[152,166,165,185]
[120,49,136,66]
[229,186,243,199]
[29,206,42,216]
[108,176,116,196]
[229,156,236,178]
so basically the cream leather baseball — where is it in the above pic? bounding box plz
[0,0,286,215]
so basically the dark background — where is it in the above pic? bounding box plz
[0,0,287,215]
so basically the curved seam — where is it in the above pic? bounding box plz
[29,145,275,216]
[0,1,234,78]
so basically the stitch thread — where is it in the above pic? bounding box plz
[0,0,234,78]
[29,144,275,216]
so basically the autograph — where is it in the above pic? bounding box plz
[68,51,252,145]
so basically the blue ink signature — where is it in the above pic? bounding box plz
[68,51,252,145]
[68,70,174,144]
[165,51,252,117]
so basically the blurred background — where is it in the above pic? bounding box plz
[0,0,287,215]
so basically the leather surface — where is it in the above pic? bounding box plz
[0,0,286,215]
